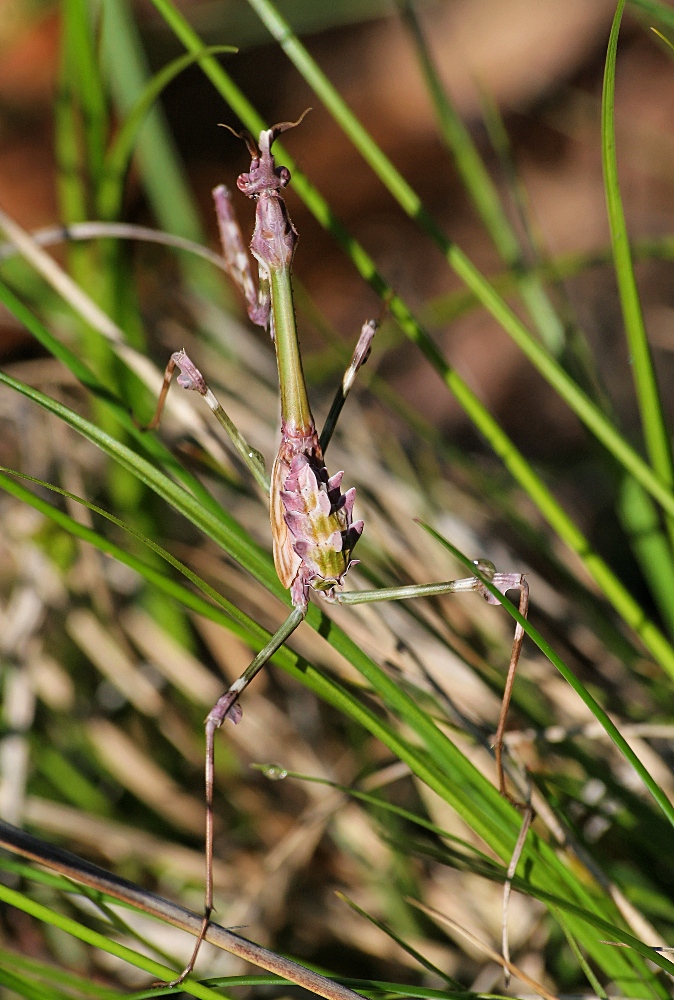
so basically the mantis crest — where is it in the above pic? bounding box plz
[147,115,529,984]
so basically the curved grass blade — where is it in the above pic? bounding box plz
[419,522,674,832]
[0,465,262,639]
[142,0,674,685]
[602,0,674,525]
[0,382,664,988]
[242,0,674,517]
[97,45,236,221]
[0,368,276,591]
[0,948,123,1000]
[0,222,230,272]
[0,882,226,1000]
[335,891,462,989]
[0,277,234,519]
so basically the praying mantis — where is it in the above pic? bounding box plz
[147,114,529,984]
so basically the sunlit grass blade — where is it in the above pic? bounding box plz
[0,882,225,1000]
[0,467,260,638]
[603,0,674,527]
[0,947,123,1000]
[419,522,674,831]
[242,0,674,522]
[144,0,674,685]
[97,45,235,222]
[0,277,233,518]
[0,370,276,591]
[0,378,662,988]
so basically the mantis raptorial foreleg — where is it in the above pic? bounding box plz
[146,116,529,985]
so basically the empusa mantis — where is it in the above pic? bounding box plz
[147,114,530,984]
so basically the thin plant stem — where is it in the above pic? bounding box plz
[502,806,533,986]
[408,899,560,1000]
[553,908,609,1000]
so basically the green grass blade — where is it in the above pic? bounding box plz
[97,45,236,221]
[144,0,674,685]
[0,882,228,1000]
[0,466,264,639]
[618,475,674,637]
[0,371,276,591]
[135,977,485,1000]
[399,0,566,356]
[55,1,90,286]
[602,1,674,513]
[335,892,461,989]
[423,233,674,328]
[0,965,72,1000]
[0,405,645,968]
[553,908,609,1000]
[0,277,230,521]
[0,947,123,1000]
[0,469,459,806]
[254,767,498,860]
[420,522,674,831]
[99,0,224,302]
[242,0,674,521]
[630,0,674,32]
[99,0,199,242]
[0,436,664,988]
[63,0,108,188]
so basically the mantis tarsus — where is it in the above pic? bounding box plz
[147,115,529,984]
